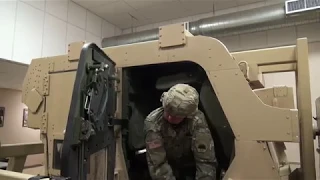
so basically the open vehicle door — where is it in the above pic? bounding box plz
[60,43,119,180]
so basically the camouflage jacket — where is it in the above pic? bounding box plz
[144,107,217,180]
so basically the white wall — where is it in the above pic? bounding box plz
[0,0,122,64]
[0,88,42,167]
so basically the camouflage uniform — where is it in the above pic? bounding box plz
[144,84,217,180]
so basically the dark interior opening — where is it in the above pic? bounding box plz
[121,61,235,180]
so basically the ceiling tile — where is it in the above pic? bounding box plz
[214,6,238,16]
[72,0,118,9]
[213,0,238,10]
[237,1,266,11]
[265,0,287,6]
[124,0,175,10]
[137,1,189,23]
[92,1,134,14]
[179,0,215,2]
[236,0,266,8]
[236,0,263,6]
[100,10,150,28]
[180,1,215,14]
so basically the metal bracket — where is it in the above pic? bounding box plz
[68,41,85,61]
[158,23,186,48]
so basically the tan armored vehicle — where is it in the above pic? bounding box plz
[0,23,317,180]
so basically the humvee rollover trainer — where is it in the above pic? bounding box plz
[0,23,317,180]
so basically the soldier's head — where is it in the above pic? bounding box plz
[160,84,199,124]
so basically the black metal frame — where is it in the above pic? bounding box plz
[58,43,118,180]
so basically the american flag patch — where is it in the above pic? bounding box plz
[146,139,162,149]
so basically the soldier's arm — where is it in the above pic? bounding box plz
[191,111,217,180]
[144,114,176,180]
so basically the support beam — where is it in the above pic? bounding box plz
[295,38,316,180]
[0,142,43,158]
[260,63,296,74]
[232,46,296,65]
[7,156,27,173]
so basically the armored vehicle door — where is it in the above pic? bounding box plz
[60,43,119,180]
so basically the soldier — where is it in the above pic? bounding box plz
[144,83,217,180]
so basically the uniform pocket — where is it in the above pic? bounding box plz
[192,132,215,162]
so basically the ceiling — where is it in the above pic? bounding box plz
[73,0,268,29]
[0,59,28,91]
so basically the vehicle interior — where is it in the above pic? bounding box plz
[122,61,235,179]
